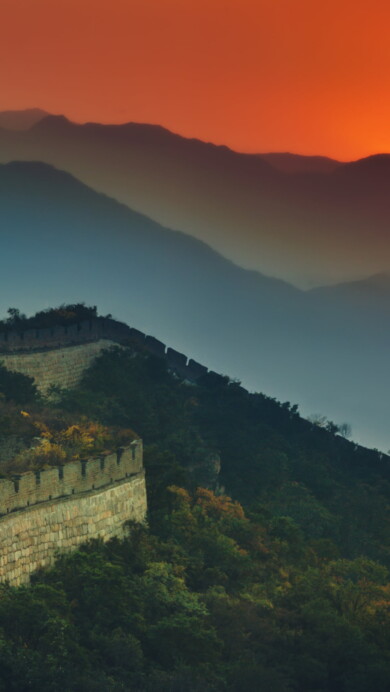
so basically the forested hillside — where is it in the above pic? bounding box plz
[0,341,389,690]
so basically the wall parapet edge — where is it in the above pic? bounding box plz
[0,440,143,517]
[0,317,129,354]
[0,314,236,390]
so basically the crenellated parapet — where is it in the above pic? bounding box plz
[127,330,216,382]
[0,440,147,586]
[0,440,143,516]
[0,315,227,392]
[0,317,129,353]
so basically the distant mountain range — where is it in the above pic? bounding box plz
[260,152,341,174]
[0,160,389,451]
[0,108,49,130]
[0,112,389,286]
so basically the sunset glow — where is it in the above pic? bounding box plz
[2,0,390,159]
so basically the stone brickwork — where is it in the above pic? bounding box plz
[0,475,146,586]
[0,441,147,585]
[0,339,117,393]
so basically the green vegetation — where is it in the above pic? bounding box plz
[0,362,38,406]
[0,303,99,333]
[0,365,135,475]
[0,343,389,690]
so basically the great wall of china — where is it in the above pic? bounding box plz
[0,314,386,585]
[0,316,228,393]
[0,440,146,586]
[0,314,245,586]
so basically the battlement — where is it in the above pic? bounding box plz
[0,440,147,586]
[127,329,218,383]
[0,440,143,516]
[0,315,228,394]
[0,317,129,353]
[0,315,211,383]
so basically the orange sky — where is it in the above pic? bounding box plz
[1,0,390,159]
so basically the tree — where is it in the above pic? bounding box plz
[0,363,38,404]
[338,422,352,439]
[6,307,26,325]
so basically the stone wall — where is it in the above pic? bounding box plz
[0,316,214,390]
[0,339,118,393]
[0,475,146,586]
[0,441,147,585]
[0,317,129,353]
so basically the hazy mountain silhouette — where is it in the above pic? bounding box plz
[260,152,341,174]
[311,272,390,304]
[1,160,390,451]
[0,108,49,130]
[0,114,389,286]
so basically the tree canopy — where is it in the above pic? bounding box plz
[0,341,388,689]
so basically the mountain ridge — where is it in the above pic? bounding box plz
[1,112,390,286]
[2,109,388,171]
[0,108,49,130]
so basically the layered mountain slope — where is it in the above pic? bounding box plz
[1,160,390,450]
[0,115,389,285]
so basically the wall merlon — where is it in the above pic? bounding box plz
[144,336,166,357]
[128,328,146,343]
[187,360,208,380]
[166,347,188,368]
